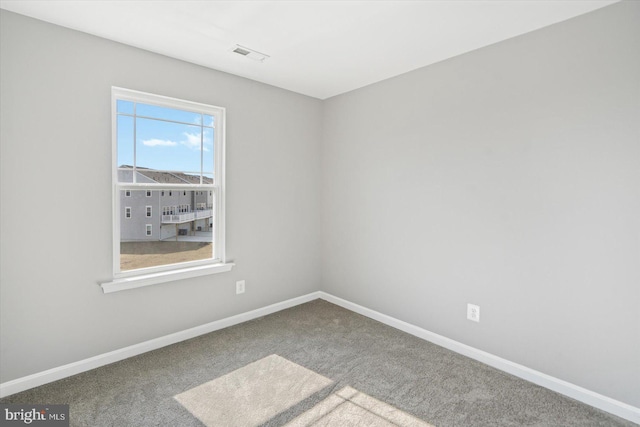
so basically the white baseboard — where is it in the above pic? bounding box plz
[0,291,321,399]
[2,291,638,424]
[318,292,640,425]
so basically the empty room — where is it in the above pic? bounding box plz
[0,1,638,426]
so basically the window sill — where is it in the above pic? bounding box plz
[100,262,234,294]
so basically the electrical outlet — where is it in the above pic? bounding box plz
[467,303,480,322]
[236,280,245,295]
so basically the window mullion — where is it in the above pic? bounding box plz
[132,102,137,184]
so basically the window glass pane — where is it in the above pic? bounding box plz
[136,103,201,125]
[136,117,201,173]
[117,115,134,176]
[203,127,214,174]
[119,189,213,271]
[113,89,224,277]
[117,100,134,114]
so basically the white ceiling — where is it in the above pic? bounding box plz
[0,0,617,99]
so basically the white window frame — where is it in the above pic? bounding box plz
[125,190,131,197]
[102,87,232,293]
[146,205,152,218]
[125,207,131,219]
[146,190,152,197]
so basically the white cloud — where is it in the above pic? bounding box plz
[141,134,210,152]
[181,132,209,151]
[142,139,177,147]
[181,132,200,148]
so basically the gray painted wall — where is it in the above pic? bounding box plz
[321,1,639,407]
[0,10,322,382]
[1,1,638,410]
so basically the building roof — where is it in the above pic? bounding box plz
[118,165,213,184]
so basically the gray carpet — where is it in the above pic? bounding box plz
[1,300,635,426]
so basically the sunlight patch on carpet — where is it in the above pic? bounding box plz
[285,386,434,427]
[174,354,333,427]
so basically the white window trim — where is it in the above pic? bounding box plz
[145,224,152,236]
[146,205,152,218]
[100,263,234,293]
[101,87,232,293]
[125,207,131,218]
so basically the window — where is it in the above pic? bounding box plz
[106,87,231,292]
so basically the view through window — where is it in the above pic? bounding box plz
[113,88,224,275]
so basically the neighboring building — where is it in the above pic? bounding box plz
[118,166,213,242]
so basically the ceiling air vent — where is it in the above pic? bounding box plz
[233,47,251,56]
[231,45,269,62]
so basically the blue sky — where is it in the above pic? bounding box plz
[117,100,214,175]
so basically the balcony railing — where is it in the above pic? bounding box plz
[161,209,213,224]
